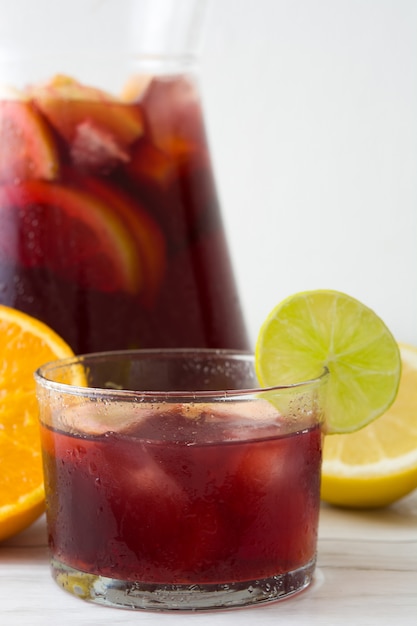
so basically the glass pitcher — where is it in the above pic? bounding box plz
[0,0,249,352]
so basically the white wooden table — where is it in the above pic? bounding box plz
[1,491,416,626]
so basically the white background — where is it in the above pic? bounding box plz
[1,0,414,349]
[200,0,417,348]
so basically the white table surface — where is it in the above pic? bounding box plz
[1,491,416,626]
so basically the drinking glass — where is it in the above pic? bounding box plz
[0,0,248,352]
[35,349,327,611]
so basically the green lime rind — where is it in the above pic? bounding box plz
[255,290,401,434]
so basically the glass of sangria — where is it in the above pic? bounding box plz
[0,0,248,352]
[35,349,327,611]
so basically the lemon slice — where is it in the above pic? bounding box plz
[255,290,401,434]
[321,343,417,508]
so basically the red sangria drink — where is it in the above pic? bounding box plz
[0,0,248,352]
[35,350,326,611]
[0,72,248,352]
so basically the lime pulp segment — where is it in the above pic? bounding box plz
[255,290,401,434]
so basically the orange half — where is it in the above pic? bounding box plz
[0,306,74,541]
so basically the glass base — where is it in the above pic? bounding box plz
[51,556,316,611]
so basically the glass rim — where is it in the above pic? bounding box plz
[34,348,329,400]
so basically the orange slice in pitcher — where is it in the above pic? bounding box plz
[31,75,143,148]
[0,181,143,294]
[0,99,58,182]
[78,176,166,305]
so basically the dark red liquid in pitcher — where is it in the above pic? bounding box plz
[40,408,322,585]
[0,75,248,352]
